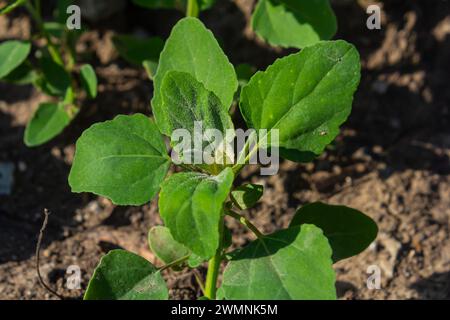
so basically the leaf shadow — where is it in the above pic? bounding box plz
[0,80,34,103]
[335,280,357,299]
[336,1,450,177]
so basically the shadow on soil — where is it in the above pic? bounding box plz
[410,271,450,299]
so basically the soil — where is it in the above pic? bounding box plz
[0,0,449,300]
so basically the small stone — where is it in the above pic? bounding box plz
[18,161,27,172]
[51,147,61,158]
[0,162,14,195]
[332,165,342,175]
[372,145,383,154]
[372,80,389,94]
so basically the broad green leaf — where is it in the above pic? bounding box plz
[0,0,26,15]
[1,62,37,84]
[160,71,234,173]
[84,249,168,300]
[186,227,230,268]
[221,224,336,300]
[80,64,98,98]
[159,167,234,259]
[252,0,337,49]
[112,34,164,67]
[24,103,71,147]
[148,226,190,265]
[188,233,233,266]
[0,40,31,78]
[230,184,263,210]
[153,17,238,136]
[290,202,378,262]
[160,70,233,137]
[132,0,214,11]
[69,114,171,205]
[240,40,361,162]
[39,56,71,97]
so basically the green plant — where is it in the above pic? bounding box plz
[131,0,336,49]
[113,0,336,93]
[0,0,97,147]
[68,17,377,300]
[113,0,336,84]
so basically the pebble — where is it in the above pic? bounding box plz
[18,161,27,172]
[0,162,14,195]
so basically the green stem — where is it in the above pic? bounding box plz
[232,131,260,176]
[232,142,259,176]
[66,44,76,71]
[204,213,224,299]
[226,209,264,238]
[186,0,199,17]
[159,254,190,272]
[24,0,64,66]
[34,0,40,14]
[193,269,205,294]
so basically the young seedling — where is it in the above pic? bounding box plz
[0,0,97,147]
[69,17,377,300]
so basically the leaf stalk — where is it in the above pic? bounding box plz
[24,0,64,66]
[225,209,264,238]
[159,254,190,272]
[186,0,199,18]
[204,212,224,299]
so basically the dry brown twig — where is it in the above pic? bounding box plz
[35,208,64,300]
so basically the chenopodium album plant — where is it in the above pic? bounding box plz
[68,17,378,300]
[0,0,97,147]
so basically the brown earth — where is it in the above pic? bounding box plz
[0,0,449,300]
